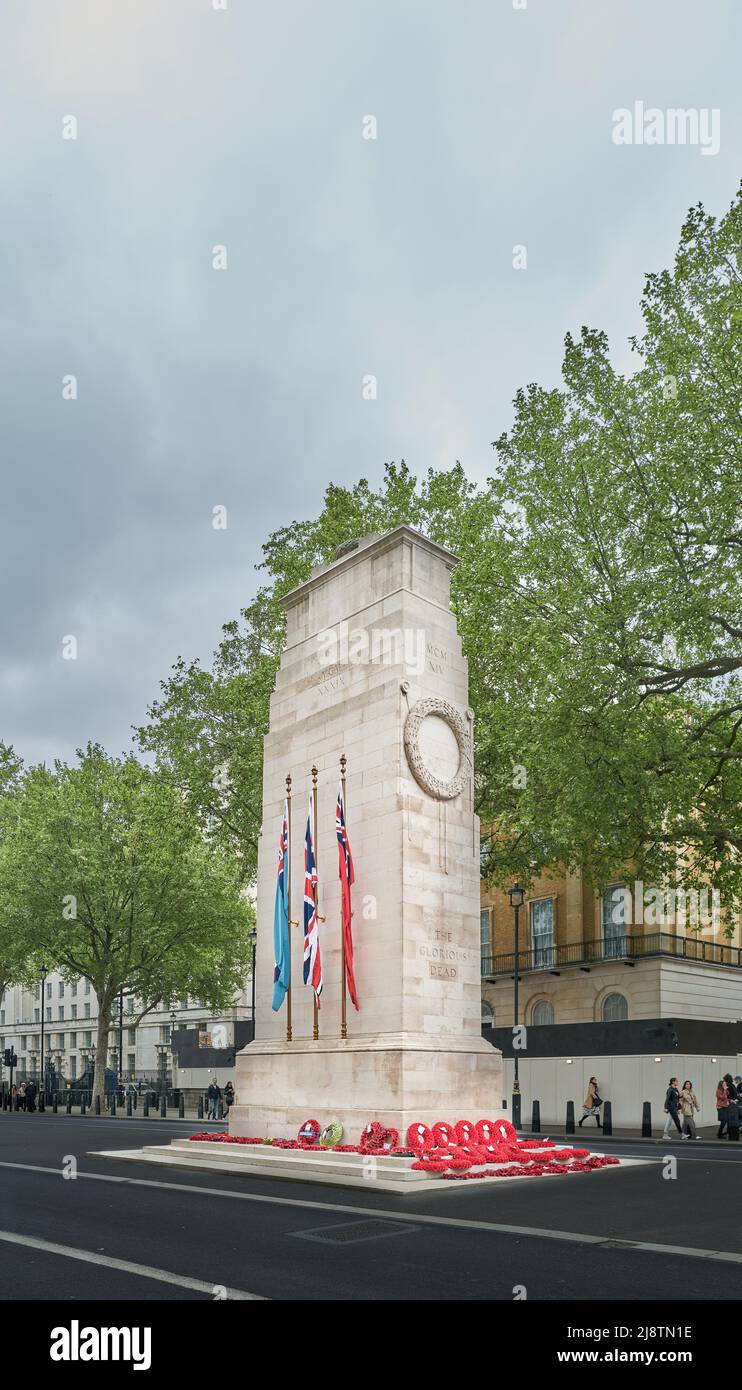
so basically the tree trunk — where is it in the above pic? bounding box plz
[93,1003,113,1101]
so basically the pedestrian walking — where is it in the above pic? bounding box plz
[679,1080,700,1139]
[716,1077,729,1138]
[25,1080,37,1113]
[17,1081,27,1112]
[723,1073,740,1141]
[207,1078,221,1121]
[662,1077,683,1139]
[578,1076,603,1128]
[223,1081,235,1115]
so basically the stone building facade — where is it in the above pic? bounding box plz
[480,869,742,1031]
[0,970,252,1091]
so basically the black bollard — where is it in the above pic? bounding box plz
[110,1093,116,1116]
[179,1094,185,1119]
[602,1100,613,1136]
[81,1097,86,1115]
[39,1091,45,1112]
[94,1094,101,1115]
[531,1099,541,1133]
[66,1094,72,1114]
[143,1096,149,1117]
[160,1094,166,1118]
[566,1100,575,1134]
[126,1094,133,1117]
[52,1093,58,1114]
[197,1095,204,1119]
[642,1101,652,1137]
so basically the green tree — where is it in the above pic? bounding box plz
[0,745,254,1098]
[0,743,37,1003]
[138,189,741,918]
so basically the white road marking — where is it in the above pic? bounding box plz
[0,1227,265,1299]
[0,1159,741,1266]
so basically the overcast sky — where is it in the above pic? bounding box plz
[0,0,738,767]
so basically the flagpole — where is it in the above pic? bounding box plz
[340,753,348,1039]
[311,765,320,1041]
[285,773,293,1043]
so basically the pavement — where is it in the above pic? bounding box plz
[2,1110,742,1301]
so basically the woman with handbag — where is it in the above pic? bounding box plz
[679,1079,700,1139]
[578,1076,603,1128]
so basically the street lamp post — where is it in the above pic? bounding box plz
[249,927,257,1036]
[169,1009,177,1092]
[39,965,48,1103]
[118,989,124,1092]
[508,882,525,1130]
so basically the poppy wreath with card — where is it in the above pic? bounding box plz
[432,1121,458,1147]
[454,1119,477,1144]
[297,1118,321,1144]
[406,1122,434,1152]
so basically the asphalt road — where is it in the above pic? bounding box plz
[2,1112,741,1301]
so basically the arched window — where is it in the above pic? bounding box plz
[532,999,555,1026]
[481,1001,494,1030]
[602,992,628,1022]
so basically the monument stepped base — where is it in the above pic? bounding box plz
[91,1139,647,1196]
[230,1031,504,1142]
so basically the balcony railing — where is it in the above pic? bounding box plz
[481,932,742,978]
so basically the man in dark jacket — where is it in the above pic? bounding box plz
[207,1079,221,1121]
[662,1078,683,1139]
[25,1080,37,1113]
[724,1074,740,1141]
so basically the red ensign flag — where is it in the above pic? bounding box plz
[336,781,358,1009]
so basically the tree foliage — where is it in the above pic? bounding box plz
[0,744,254,1096]
[138,189,742,920]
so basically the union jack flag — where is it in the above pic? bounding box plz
[303,796,322,1001]
[336,781,358,1009]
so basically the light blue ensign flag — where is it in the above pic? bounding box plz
[272,798,290,1011]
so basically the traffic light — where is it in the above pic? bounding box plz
[3,1049,12,1067]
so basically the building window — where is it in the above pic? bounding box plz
[126,997,134,1014]
[480,909,491,973]
[127,1053,136,1075]
[602,886,627,958]
[84,1031,92,1047]
[58,981,64,998]
[46,1008,52,1023]
[58,1007,64,1021]
[84,981,91,995]
[34,1009,40,1024]
[128,1028,136,1045]
[46,983,52,999]
[532,999,555,1026]
[84,1004,90,1019]
[602,992,628,1022]
[69,1033,77,1049]
[530,898,555,967]
[481,1001,494,1030]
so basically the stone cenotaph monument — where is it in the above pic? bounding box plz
[230,525,503,1140]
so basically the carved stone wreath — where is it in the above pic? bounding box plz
[403,697,470,800]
